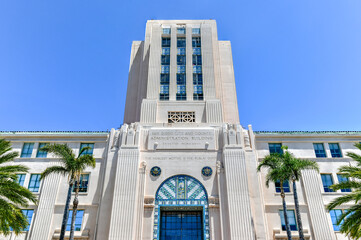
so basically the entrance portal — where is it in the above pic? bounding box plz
[153,175,209,240]
[160,210,203,240]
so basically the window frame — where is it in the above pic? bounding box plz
[16,174,26,187]
[21,143,34,158]
[279,209,298,231]
[313,143,327,158]
[28,174,41,193]
[329,143,342,158]
[36,143,48,158]
[321,174,334,192]
[268,143,283,155]
[337,174,352,192]
[329,209,344,231]
[73,173,90,193]
[79,143,94,156]
[275,180,291,193]
[66,210,85,231]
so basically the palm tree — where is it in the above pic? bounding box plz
[257,152,293,240]
[0,139,37,235]
[282,146,319,240]
[40,143,95,240]
[326,143,361,239]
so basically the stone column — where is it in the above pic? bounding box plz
[223,149,255,240]
[108,149,140,239]
[301,170,335,240]
[135,161,147,240]
[29,162,61,240]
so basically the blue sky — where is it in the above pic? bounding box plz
[1,0,360,131]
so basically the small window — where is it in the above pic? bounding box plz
[192,37,201,47]
[177,74,186,85]
[36,143,48,158]
[80,143,94,156]
[177,65,186,74]
[21,143,34,158]
[193,47,201,55]
[275,180,290,193]
[159,93,169,101]
[22,209,34,231]
[160,74,170,84]
[177,47,186,55]
[192,28,200,34]
[176,93,187,101]
[313,143,326,158]
[321,174,334,192]
[163,28,171,34]
[16,174,26,186]
[66,210,84,231]
[177,55,186,65]
[74,174,89,193]
[177,28,186,34]
[329,143,342,158]
[193,74,203,85]
[337,174,351,192]
[161,55,170,65]
[162,47,170,55]
[168,112,195,123]
[329,209,344,231]
[193,85,203,94]
[161,65,170,74]
[160,85,169,94]
[193,66,202,74]
[193,93,204,101]
[269,143,283,154]
[162,38,171,47]
[280,210,297,231]
[177,37,186,48]
[192,55,202,65]
[28,174,41,192]
[177,85,186,95]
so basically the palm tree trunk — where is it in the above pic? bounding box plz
[69,181,79,240]
[60,183,73,240]
[293,180,304,240]
[281,184,292,240]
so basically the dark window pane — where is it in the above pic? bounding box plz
[269,143,283,154]
[321,174,334,192]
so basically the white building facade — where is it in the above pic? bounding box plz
[1,20,360,240]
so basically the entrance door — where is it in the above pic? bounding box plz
[160,210,203,240]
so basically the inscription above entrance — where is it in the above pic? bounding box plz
[148,128,216,150]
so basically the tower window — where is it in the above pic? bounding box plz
[162,38,171,47]
[192,37,201,47]
[177,28,186,34]
[163,28,171,34]
[192,28,201,34]
[177,38,186,47]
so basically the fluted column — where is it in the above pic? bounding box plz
[135,161,146,240]
[223,149,255,240]
[108,149,140,239]
[301,170,335,240]
[29,162,61,240]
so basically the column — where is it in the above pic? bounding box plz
[135,161,146,239]
[29,163,61,240]
[108,149,140,239]
[223,149,255,240]
[302,170,335,239]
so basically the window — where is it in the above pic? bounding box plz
[176,85,186,101]
[177,47,186,55]
[177,55,186,65]
[22,209,34,231]
[162,47,170,55]
[193,85,203,94]
[16,174,26,186]
[163,28,171,34]
[160,74,169,84]
[177,37,186,47]
[161,55,170,65]
[275,180,290,193]
[337,174,351,192]
[162,38,171,47]
[67,210,84,231]
[192,37,201,47]
[168,112,195,123]
[28,174,41,192]
[329,143,342,158]
[79,143,94,156]
[177,28,186,34]
[280,210,297,231]
[330,209,344,231]
[161,65,170,74]
[269,143,283,154]
[21,143,34,158]
[192,55,202,65]
[177,65,186,74]
[321,174,334,192]
[313,143,326,158]
[193,66,202,74]
[192,28,200,34]
[193,74,203,85]
[193,47,201,55]
[36,143,48,158]
[177,74,186,85]
[74,174,89,193]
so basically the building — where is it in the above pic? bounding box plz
[1,20,360,240]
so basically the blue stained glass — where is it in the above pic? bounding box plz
[67,210,84,231]
[193,66,202,74]
[337,174,351,192]
[280,210,297,231]
[80,143,94,156]
[36,143,48,158]
[330,209,343,231]
[161,66,170,74]
[16,174,26,186]
[28,174,41,192]
[21,143,34,158]
[321,174,334,192]
[329,143,342,157]
[177,66,185,73]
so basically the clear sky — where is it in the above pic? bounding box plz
[1,0,360,131]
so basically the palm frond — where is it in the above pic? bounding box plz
[331,181,361,192]
[77,146,92,158]
[326,192,361,211]
[40,166,68,180]
[0,165,29,174]
[0,152,19,165]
